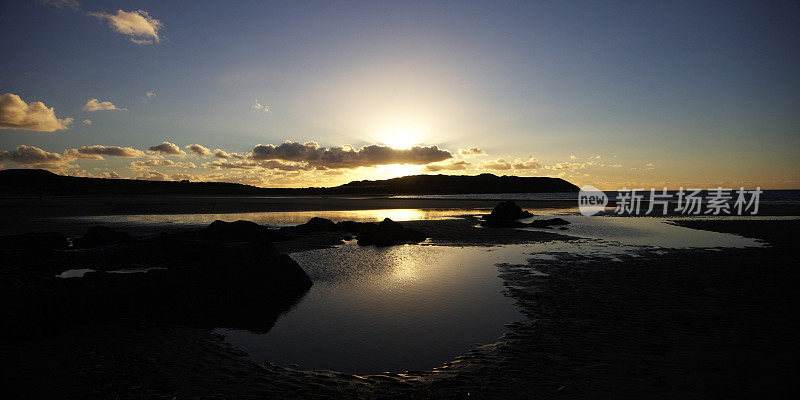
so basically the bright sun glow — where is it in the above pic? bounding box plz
[374,163,420,179]
[383,133,417,149]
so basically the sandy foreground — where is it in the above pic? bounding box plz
[1,204,799,398]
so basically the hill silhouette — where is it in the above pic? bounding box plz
[0,169,578,196]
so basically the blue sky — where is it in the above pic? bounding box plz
[1,0,798,188]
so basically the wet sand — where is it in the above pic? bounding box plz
[1,217,798,398]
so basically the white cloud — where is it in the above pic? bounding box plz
[186,144,212,156]
[425,160,470,172]
[552,162,585,170]
[481,158,512,171]
[457,147,485,157]
[252,99,272,113]
[146,91,156,99]
[147,141,186,156]
[511,157,541,170]
[0,93,73,132]
[83,98,125,111]
[82,119,92,125]
[89,9,163,45]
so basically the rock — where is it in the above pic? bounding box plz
[1,229,312,340]
[0,232,67,249]
[490,201,533,220]
[482,201,534,227]
[73,226,134,248]
[528,218,571,228]
[201,220,286,242]
[280,217,338,234]
[356,218,427,247]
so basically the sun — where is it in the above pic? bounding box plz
[383,133,417,150]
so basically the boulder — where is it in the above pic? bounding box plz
[280,217,338,234]
[356,218,427,247]
[482,201,534,227]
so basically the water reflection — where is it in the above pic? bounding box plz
[70,208,486,228]
[217,242,527,375]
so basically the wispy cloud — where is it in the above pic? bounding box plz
[0,93,73,132]
[36,0,79,9]
[89,9,163,45]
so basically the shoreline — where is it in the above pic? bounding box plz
[1,217,798,398]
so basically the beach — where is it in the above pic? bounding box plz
[1,197,798,399]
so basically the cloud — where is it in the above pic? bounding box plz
[89,9,163,44]
[204,159,313,172]
[0,145,64,165]
[65,145,145,159]
[213,149,240,159]
[252,99,271,113]
[83,98,124,111]
[147,141,186,156]
[552,162,585,170]
[186,144,212,156]
[458,147,485,156]
[130,159,196,170]
[82,119,92,125]
[481,158,512,170]
[425,160,470,172]
[249,141,452,168]
[511,157,541,170]
[146,91,156,99]
[0,93,73,132]
[36,0,79,9]
[135,170,169,181]
[569,154,577,160]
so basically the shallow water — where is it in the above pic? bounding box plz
[56,207,775,374]
[66,208,487,228]
[217,242,527,374]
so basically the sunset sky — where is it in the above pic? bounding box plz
[1,0,798,189]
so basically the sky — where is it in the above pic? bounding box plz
[1,0,798,189]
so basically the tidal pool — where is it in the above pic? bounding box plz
[216,242,527,374]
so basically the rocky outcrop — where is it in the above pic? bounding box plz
[0,223,312,340]
[356,218,428,247]
[483,201,534,227]
[482,202,571,229]
[281,217,427,247]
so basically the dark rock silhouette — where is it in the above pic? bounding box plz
[356,218,427,247]
[483,201,534,227]
[201,220,287,242]
[73,226,134,248]
[482,202,572,228]
[0,224,312,340]
[281,217,427,246]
